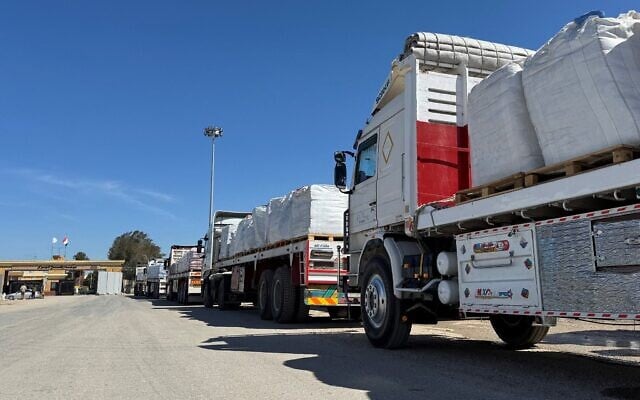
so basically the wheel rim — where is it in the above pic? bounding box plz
[259,279,268,310]
[272,280,282,314]
[364,274,387,329]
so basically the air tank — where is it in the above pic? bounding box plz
[438,279,459,305]
[436,251,458,276]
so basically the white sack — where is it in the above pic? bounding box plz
[266,196,290,244]
[522,11,640,165]
[469,62,544,185]
[218,220,241,260]
[288,185,347,239]
[252,205,268,249]
[229,216,252,256]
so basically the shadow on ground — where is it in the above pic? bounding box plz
[130,296,640,400]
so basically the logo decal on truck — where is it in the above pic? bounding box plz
[475,288,513,299]
[473,240,510,253]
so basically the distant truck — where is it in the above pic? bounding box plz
[166,245,204,304]
[134,266,146,296]
[145,259,167,299]
[202,186,357,323]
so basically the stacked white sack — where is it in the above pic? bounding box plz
[522,11,640,165]
[218,221,240,260]
[266,196,290,243]
[468,62,544,185]
[403,32,534,74]
[288,185,347,239]
[176,251,204,274]
[251,205,268,249]
[230,216,253,255]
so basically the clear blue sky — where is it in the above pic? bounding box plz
[0,1,635,260]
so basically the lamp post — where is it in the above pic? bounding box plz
[204,126,223,270]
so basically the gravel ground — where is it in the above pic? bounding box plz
[0,295,638,400]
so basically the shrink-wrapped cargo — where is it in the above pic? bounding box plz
[288,185,347,239]
[522,11,640,165]
[402,32,534,74]
[176,251,204,274]
[218,223,238,260]
[230,216,253,255]
[266,196,290,243]
[251,205,268,249]
[468,62,544,185]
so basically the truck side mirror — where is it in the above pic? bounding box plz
[334,161,347,191]
[197,239,203,254]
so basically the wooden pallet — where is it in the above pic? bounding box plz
[455,172,525,204]
[524,145,639,187]
[454,145,639,204]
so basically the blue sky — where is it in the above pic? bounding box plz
[0,1,635,260]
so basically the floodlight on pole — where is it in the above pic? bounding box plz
[204,126,223,270]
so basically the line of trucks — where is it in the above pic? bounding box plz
[142,12,640,349]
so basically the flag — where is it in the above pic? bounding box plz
[62,236,69,246]
[52,237,58,244]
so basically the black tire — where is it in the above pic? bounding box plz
[258,270,274,320]
[294,287,309,323]
[203,282,213,308]
[271,266,297,323]
[490,315,549,349]
[216,278,240,310]
[361,257,412,349]
[183,281,190,305]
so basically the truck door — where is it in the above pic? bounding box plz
[350,130,378,236]
[376,111,404,226]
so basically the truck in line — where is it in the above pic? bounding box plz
[166,245,204,305]
[202,201,356,323]
[330,31,640,348]
[145,259,167,299]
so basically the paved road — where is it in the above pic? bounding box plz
[1,296,639,400]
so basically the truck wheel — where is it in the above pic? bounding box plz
[203,282,213,308]
[361,258,412,349]
[258,270,274,320]
[294,287,309,323]
[183,282,190,305]
[490,315,549,349]
[271,266,296,323]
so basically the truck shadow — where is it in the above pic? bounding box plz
[131,296,362,330]
[544,329,640,358]
[198,329,640,400]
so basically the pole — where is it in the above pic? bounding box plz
[208,137,216,271]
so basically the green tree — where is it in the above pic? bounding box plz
[108,231,163,280]
[73,251,89,261]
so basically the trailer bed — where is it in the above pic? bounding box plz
[416,158,640,234]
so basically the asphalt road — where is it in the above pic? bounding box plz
[1,295,639,400]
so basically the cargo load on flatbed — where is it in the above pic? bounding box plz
[221,184,347,259]
[468,11,640,186]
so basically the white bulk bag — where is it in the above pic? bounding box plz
[469,62,544,185]
[522,11,640,164]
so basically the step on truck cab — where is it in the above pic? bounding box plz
[333,32,640,349]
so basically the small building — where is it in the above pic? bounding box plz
[0,259,125,296]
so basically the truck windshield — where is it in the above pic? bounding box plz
[355,135,377,185]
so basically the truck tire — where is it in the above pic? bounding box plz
[258,270,274,320]
[490,315,549,349]
[361,258,412,349]
[271,266,296,323]
[203,282,213,308]
[183,281,190,305]
[294,287,309,323]
[217,278,240,310]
